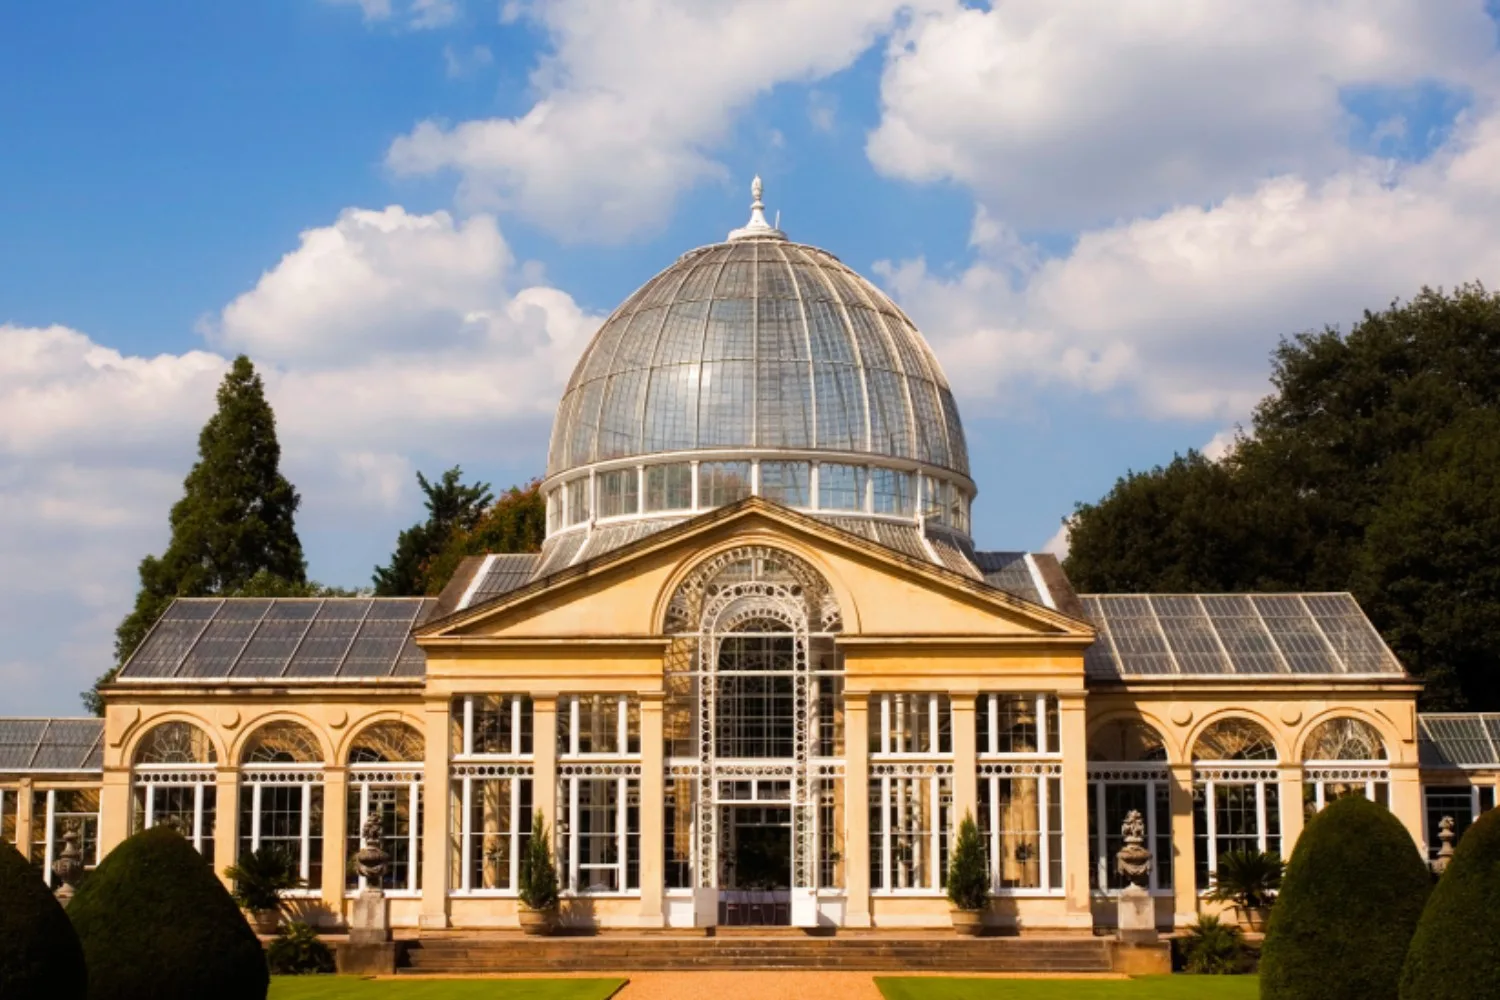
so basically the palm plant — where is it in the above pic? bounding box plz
[1181,914,1246,974]
[224,845,303,913]
[1206,849,1285,910]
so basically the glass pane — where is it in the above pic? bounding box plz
[871,467,915,516]
[698,462,752,508]
[645,464,692,511]
[597,469,639,518]
[819,463,866,511]
[760,461,810,507]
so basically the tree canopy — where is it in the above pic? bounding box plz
[422,479,546,595]
[1065,284,1500,709]
[87,356,306,713]
[372,467,494,596]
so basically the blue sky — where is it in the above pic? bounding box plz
[3,0,1500,714]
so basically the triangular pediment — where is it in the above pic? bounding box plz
[417,500,1093,647]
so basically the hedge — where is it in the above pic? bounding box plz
[66,826,268,1000]
[0,839,87,1000]
[1400,807,1500,999]
[1260,795,1430,1000]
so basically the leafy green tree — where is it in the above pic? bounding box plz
[422,479,546,595]
[373,467,494,596]
[86,356,305,713]
[1066,284,1500,708]
[1260,796,1430,1000]
[1400,808,1500,999]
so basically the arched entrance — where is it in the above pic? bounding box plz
[664,546,843,926]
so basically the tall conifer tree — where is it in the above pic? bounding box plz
[85,356,305,713]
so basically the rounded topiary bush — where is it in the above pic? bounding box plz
[1261,796,1430,1000]
[67,826,268,1000]
[0,839,87,1000]
[1400,807,1500,999]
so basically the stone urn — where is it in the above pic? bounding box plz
[949,906,983,937]
[518,904,555,936]
[51,824,86,907]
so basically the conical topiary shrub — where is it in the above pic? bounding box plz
[1260,796,1430,1000]
[1400,807,1500,999]
[66,826,268,1000]
[0,839,87,1000]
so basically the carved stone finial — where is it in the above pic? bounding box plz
[1114,809,1153,886]
[1431,814,1457,875]
[727,175,786,242]
[52,824,85,906]
[354,810,391,884]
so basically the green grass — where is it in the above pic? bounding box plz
[269,977,626,1000]
[875,975,1259,1000]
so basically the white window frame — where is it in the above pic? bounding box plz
[37,787,102,887]
[453,694,531,761]
[451,763,534,896]
[869,693,955,898]
[558,694,638,758]
[240,766,324,896]
[133,765,216,854]
[1193,763,1280,892]
[558,763,642,897]
[977,761,1064,896]
[977,693,1061,757]
[347,765,422,897]
[1087,765,1172,896]
[1303,763,1390,813]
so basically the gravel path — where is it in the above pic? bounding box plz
[615,971,885,999]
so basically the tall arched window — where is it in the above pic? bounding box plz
[132,721,218,859]
[662,546,844,922]
[346,722,424,895]
[239,721,324,889]
[1191,718,1280,890]
[1302,717,1388,817]
[1087,718,1172,894]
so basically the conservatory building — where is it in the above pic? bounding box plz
[3,184,1496,933]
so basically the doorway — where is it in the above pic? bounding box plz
[719,805,791,925]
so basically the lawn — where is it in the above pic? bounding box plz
[875,976,1259,1000]
[269,977,627,1000]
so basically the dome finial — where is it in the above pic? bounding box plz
[728,174,786,242]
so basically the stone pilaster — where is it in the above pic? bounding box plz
[638,693,666,926]
[321,766,349,916]
[1168,762,1198,928]
[1059,693,1092,924]
[418,698,451,929]
[842,693,871,927]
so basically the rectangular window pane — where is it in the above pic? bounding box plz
[698,462,751,508]
[1423,786,1476,860]
[564,479,588,527]
[347,782,422,892]
[871,693,951,755]
[1,789,15,845]
[597,469,639,518]
[664,778,695,889]
[645,463,693,511]
[923,476,949,525]
[559,695,640,756]
[976,694,1058,755]
[871,468,915,516]
[759,461,810,507]
[983,777,1041,889]
[547,490,563,533]
[818,463,866,511]
[451,777,532,892]
[458,695,534,756]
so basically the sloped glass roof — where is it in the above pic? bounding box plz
[1080,593,1404,679]
[1419,714,1500,767]
[546,240,969,479]
[118,598,434,681]
[0,718,103,771]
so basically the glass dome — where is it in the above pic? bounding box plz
[537,181,975,577]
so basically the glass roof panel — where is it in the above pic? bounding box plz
[1150,595,1232,674]
[1301,593,1400,673]
[697,360,754,448]
[1095,596,1176,675]
[1199,595,1286,674]
[1251,595,1343,674]
[813,363,865,452]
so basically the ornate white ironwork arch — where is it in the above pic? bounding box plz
[662,546,842,895]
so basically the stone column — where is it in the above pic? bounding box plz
[1389,761,1424,853]
[322,766,349,917]
[842,693,871,928]
[16,777,35,861]
[1278,764,1304,857]
[214,767,240,887]
[1168,762,1198,928]
[418,698,451,930]
[532,694,560,860]
[1058,693,1092,926]
[638,693,666,926]
[950,695,978,830]
[97,768,131,860]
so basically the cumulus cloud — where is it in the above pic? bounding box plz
[882,110,1500,422]
[387,0,936,241]
[325,0,457,30]
[0,207,600,711]
[869,0,1499,229]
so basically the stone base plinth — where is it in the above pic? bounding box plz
[336,941,398,976]
[1109,940,1172,975]
[1115,884,1158,946]
[350,889,391,945]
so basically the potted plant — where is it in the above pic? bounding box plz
[225,845,303,934]
[1205,849,1284,931]
[946,811,989,936]
[517,813,560,936]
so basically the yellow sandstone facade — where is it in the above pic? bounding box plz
[4,187,1497,936]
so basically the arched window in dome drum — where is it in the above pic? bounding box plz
[759,462,810,507]
[566,478,590,526]
[819,464,867,512]
[699,462,751,508]
[872,469,915,516]
[645,464,692,512]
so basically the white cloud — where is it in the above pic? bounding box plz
[325,0,456,29]
[0,207,600,712]
[869,1,1499,229]
[444,43,493,78]
[883,109,1500,422]
[387,0,936,241]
